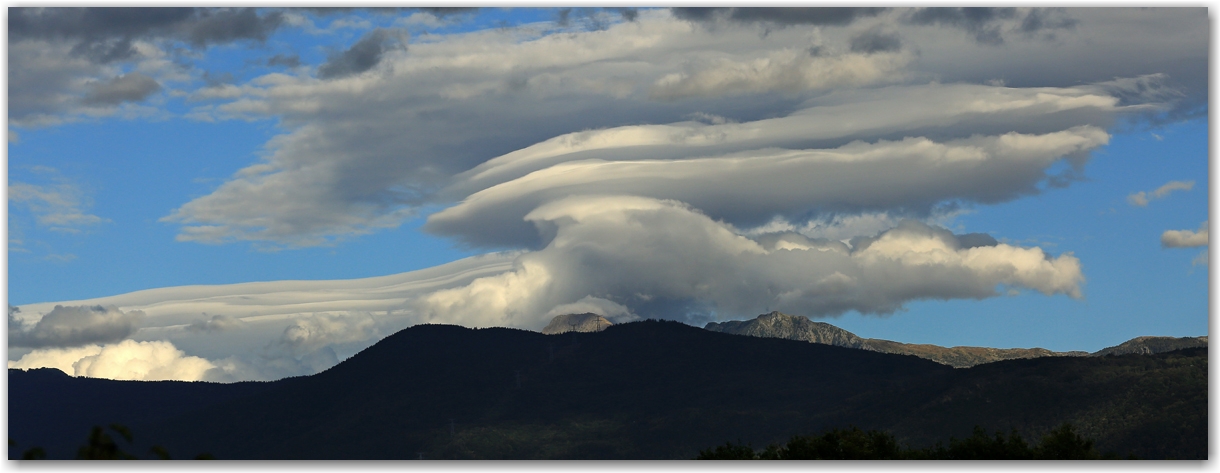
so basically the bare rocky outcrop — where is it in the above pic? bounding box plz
[706,311,1089,368]
[1091,335,1208,357]
[542,313,613,335]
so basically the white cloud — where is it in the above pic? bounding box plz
[277,312,380,355]
[8,340,218,382]
[1128,180,1193,207]
[1162,221,1208,248]
[416,195,1083,328]
[545,296,638,324]
[427,126,1109,248]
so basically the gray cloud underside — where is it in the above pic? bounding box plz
[82,72,161,106]
[10,7,284,63]
[317,28,406,80]
[9,304,144,348]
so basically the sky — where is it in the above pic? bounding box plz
[5,7,1211,383]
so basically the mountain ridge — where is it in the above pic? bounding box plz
[705,311,1203,368]
[9,319,1205,459]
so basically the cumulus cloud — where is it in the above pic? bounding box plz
[1127,180,1193,207]
[8,340,218,381]
[1161,221,1208,248]
[9,305,143,349]
[277,313,380,355]
[416,195,1083,328]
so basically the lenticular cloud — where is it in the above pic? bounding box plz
[416,195,1083,328]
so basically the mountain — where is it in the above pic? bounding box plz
[9,320,1206,460]
[707,311,1089,368]
[8,368,270,459]
[540,313,612,335]
[1092,336,1209,357]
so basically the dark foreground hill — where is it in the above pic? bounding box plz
[9,320,1207,459]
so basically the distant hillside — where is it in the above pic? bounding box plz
[541,313,612,335]
[706,311,1087,368]
[10,320,1205,459]
[1092,336,1209,357]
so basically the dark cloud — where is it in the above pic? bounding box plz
[850,28,902,54]
[318,28,406,80]
[1017,8,1080,38]
[9,7,285,63]
[266,53,302,68]
[9,304,143,348]
[82,72,161,106]
[182,8,284,47]
[906,7,1077,45]
[672,7,888,26]
[614,8,639,22]
[418,7,478,17]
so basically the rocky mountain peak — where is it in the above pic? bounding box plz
[542,313,613,335]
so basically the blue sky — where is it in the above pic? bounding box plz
[6,7,1210,382]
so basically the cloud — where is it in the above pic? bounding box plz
[849,27,903,54]
[82,72,161,106]
[9,7,285,62]
[1127,180,1194,207]
[9,305,144,348]
[276,313,380,355]
[161,10,1193,249]
[426,126,1110,248]
[904,7,1077,45]
[649,48,911,100]
[544,296,638,324]
[415,195,1083,328]
[266,53,302,68]
[1161,221,1208,248]
[9,180,106,232]
[317,28,407,80]
[1191,249,1208,266]
[8,340,218,381]
[671,7,887,27]
[185,314,246,333]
